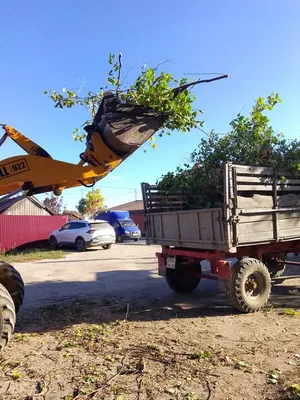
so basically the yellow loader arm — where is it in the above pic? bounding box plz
[0,92,166,197]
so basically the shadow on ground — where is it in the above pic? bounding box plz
[15,264,300,335]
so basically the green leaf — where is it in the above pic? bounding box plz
[235,361,249,369]
[190,350,211,360]
[108,77,117,85]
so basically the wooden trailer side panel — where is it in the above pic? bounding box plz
[146,208,228,251]
[230,164,300,246]
[142,163,300,252]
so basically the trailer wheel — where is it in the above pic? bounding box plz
[0,283,16,351]
[230,258,271,313]
[166,259,201,293]
[262,255,286,279]
[0,262,24,313]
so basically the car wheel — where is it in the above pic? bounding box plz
[134,238,139,242]
[102,244,112,250]
[117,235,123,243]
[75,237,87,252]
[49,236,58,250]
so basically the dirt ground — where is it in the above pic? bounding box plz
[0,242,299,400]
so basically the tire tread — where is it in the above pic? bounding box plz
[0,262,24,313]
[229,258,271,313]
[0,283,16,351]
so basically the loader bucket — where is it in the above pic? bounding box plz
[84,92,167,155]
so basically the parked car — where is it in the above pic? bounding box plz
[95,210,141,242]
[48,219,116,251]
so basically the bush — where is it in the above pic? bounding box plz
[157,93,300,209]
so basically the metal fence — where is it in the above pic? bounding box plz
[0,215,68,252]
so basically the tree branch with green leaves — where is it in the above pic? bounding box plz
[44,53,227,149]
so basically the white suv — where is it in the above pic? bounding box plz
[49,220,116,251]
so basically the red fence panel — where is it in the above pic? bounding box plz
[0,215,68,251]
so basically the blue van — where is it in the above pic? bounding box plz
[95,210,141,242]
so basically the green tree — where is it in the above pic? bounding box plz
[76,198,88,216]
[76,189,106,217]
[44,53,226,149]
[157,93,300,208]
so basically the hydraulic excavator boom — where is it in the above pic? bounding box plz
[0,92,166,197]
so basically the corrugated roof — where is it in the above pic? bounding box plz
[63,210,84,219]
[108,200,144,211]
[0,193,54,215]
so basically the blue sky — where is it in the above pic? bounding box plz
[1,0,300,209]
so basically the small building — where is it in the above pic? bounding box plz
[63,210,84,221]
[108,200,145,234]
[0,193,67,251]
[0,194,54,216]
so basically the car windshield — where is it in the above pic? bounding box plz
[89,222,111,229]
[119,219,136,228]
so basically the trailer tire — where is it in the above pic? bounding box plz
[0,262,24,313]
[0,283,16,351]
[262,256,286,279]
[229,258,271,313]
[166,260,201,293]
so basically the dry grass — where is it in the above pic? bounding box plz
[0,248,66,263]
[0,298,299,400]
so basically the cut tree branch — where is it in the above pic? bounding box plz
[116,52,122,93]
[173,74,229,97]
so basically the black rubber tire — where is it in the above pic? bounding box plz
[0,283,16,351]
[102,244,112,250]
[75,237,87,252]
[229,258,271,313]
[49,236,58,250]
[0,262,24,314]
[134,239,139,242]
[166,259,201,293]
[262,256,286,279]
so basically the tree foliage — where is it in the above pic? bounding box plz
[76,189,106,217]
[157,93,300,208]
[76,198,88,216]
[44,53,206,149]
[43,194,65,214]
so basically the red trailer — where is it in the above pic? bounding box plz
[141,163,300,313]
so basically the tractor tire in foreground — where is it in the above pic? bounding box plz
[229,258,271,313]
[166,258,201,293]
[0,283,16,351]
[0,262,25,313]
